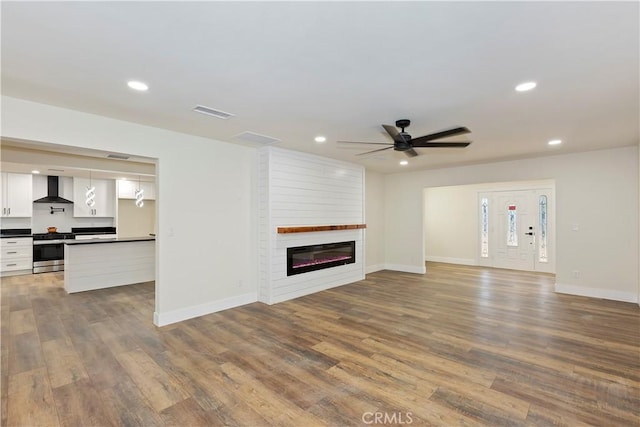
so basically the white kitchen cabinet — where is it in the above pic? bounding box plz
[0,237,33,276]
[73,178,115,217]
[0,173,33,217]
[117,179,155,200]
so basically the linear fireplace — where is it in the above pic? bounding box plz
[287,241,356,276]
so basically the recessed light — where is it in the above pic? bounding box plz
[127,80,149,91]
[399,160,408,166]
[548,139,562,146]
[515,81,537,92]
[314,136,327,143]
[31,170,40,174]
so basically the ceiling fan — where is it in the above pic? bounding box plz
[338,119,472,158]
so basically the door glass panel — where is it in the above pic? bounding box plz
[539,195,548,262]
[507,204,517,246]
[481,197,489,257]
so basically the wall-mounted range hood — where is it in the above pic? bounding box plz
[33,176,73,204]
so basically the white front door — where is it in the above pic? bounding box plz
[493,190,535,270]
[479,188,554,273]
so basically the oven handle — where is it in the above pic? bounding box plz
[33,240,68,245]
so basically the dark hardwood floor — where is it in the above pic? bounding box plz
[2,263,639,426]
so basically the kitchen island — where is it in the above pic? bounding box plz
[64,236,155,293]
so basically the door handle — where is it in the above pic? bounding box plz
[525,232,534,236]
[7,208,10,215]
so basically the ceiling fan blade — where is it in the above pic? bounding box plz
[413,126,471,143]
[404,148,419,157]
[382,124,400,139]
[355,146,394,156]
[411,141,472,148]
[337,141,393,146]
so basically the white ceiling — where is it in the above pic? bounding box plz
[2,2,638,174]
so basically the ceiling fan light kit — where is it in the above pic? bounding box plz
[338,119,472,158]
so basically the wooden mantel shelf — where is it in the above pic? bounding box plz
[277,224,366,234]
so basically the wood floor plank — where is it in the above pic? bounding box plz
[220,361,329,426]
[51,378,120,427]
[7,367,59,427]
[160,397,226,426]
[96,376,165,427]
[34,312,68,343]
[2,263,638,426]
[9,309,37,335]
[151,349,235,411]
[8,331,45,375]
[89,319,140,355]
[115,348,189,412]
[41,338,89,388]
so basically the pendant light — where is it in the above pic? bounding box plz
[135,176,144,208]
[85,170,96,207]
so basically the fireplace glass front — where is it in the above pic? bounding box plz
[287,241,355,276]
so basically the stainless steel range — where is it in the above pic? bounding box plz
[32,232,75,273]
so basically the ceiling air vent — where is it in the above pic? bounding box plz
[107,154,130,160]
[233,131,281,145]
[192,105,235,119]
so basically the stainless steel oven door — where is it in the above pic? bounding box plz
[33,241,65,273]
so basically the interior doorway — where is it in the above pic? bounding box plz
[424,180,555,274]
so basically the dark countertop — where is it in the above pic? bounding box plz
[71,227,117,235]
[64,236,155,245]
[1,228,32,238]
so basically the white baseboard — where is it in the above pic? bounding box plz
[154,292,258,327]
[425,256,477,266]
[365,264,385,274]
[555,283,637,303]
[383,263,426,275]
[0,269,32,277]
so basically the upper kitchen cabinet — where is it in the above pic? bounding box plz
[73,178,115,217]
[117,179,156,200]
[0,172,33,217]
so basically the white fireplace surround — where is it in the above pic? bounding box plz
[258,147,366,304]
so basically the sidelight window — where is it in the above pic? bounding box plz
[507,204,518,247]
[539,195,548,262]
[480,197,489,257]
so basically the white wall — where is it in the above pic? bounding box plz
[32,203,114,234]
[365,170,385,273]
[385,146,639,302]
[258,147,364,304]
[2,96,258,325]
[118,199,155,238]
[424,185,479,265]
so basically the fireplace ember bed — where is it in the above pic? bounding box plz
[286,241,355,276]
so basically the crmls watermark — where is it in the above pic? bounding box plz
[362,411,413,425]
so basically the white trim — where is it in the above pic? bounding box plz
[365,264,385,274]
[268,274,363,305]
[555,283,637,303]
[425,256,478,266]
[384,263,426,275]
[153,292,258,326]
